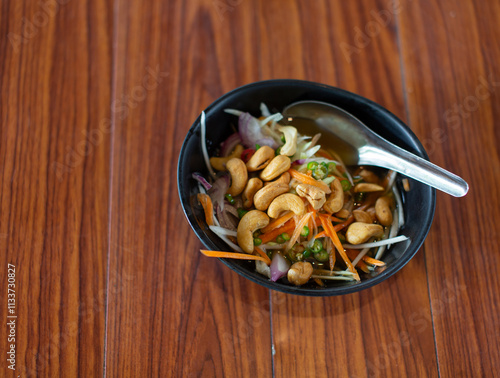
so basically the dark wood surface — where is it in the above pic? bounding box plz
[1,0,498,377]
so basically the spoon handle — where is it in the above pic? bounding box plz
[359,144,469,197]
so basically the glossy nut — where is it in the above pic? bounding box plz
[354,183,385,193]
[296,184,326,210]
[277,126,298,156]
[335,209,351,219]
[353,209,374,224]
[247,146,274,172]
[375,196,394,226]
[358,169,380,184]
[346,222,384,245]
[323,178,344,214]
[264,172,290,186]
[209,144,244,171]
[246,146,275,172]
[287,261,313,286]
[259,155,291,181]
[253,183,289,211]
[268,193,305,218]
[226,158,248,197]
[242,178,263,209]
[237,210,270,253]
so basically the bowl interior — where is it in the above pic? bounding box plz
[177,80,435,296]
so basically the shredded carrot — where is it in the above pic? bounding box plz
[254,247,272,265]
[357,261,371,273]
[315,230,327,239]
[319,215,360,280]
[330,215,344,223]
[260,219,295,244]
[362,256,386,266]
[313,277,325,286]
[286,212,313,251]
[200,250,268,263]
[345,249,372,273]
[288,169,331,194]
[260,211,294,234]
[197,193,214,226]
[333,216,354,232]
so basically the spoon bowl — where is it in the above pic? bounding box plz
[283,100,469,197]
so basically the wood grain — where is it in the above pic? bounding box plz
[399,0,500,376]
[1,0,499,376]
[104,0,271,376]
[0,0,112,376]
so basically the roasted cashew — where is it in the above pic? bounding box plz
[287,261,313,286]
[335,209,351,219]
[323,178,344,214]
[253,183,289,211]
[354,183,385,193]
[260,155,291,181]
[375,196,394,226]
[242,178,263,209]
[353,209,374,224]
[264,172,290,186]
[358,169,380,184]
[226,158,248,197]
[277,126,298,156]
[237,210,270,253]
[209,144,244,171]
[246,146,275,172]
[346,222,384,244]
[296,184,326,210]
[366,206,376,219]
[268,193,305,218]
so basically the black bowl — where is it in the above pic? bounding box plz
[177,80,435,296]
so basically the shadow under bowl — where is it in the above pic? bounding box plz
[177,79,435,296]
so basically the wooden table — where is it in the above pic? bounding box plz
[1,0,499,376]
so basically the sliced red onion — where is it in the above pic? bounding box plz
[270,252,290,282]
[224,203,240,219]
[216,206,238,231]
[256,137,279,148]
[238,112,279,149]
[208,174,230,212]
[192,172,212,191]
[293,159,306,165]
[220,133,242,157]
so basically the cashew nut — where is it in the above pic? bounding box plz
[277,126,298,156]
[209,144,244,171]
[335,209,351,219]
[242,178,263,209]
[323,178,344,214]
[268,193,305,218]
[354,183,385,193]
[237,210,270,253]
[366,206,376,219]
[253,183,289,211]
[260,155,291,181]
[264,172,290,186]
[353,209,374,224]
[246,146,275,172]
[287,261,313,286]
[375,196,394,226]
[226,158,248,197]
[346,222,384,245]
[296,184,326,210]
[358,169,380,183]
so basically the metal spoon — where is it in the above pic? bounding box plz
[283,100,469,197]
